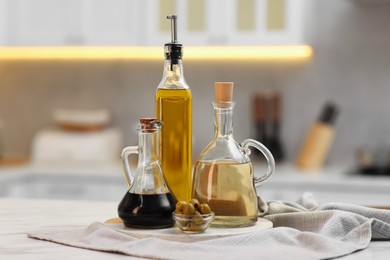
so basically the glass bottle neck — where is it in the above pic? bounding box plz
[158,60,188,89]
[138,130,160,165]
[213,102,235,138]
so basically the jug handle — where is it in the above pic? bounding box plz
[121,146,138,189]
[241,139,275,187]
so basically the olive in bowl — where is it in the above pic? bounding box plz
[173,200,214,233]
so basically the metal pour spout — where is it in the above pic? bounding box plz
[167,15,178,44]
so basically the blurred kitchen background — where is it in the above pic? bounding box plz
[1,0,390,204]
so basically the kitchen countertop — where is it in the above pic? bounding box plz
[1,198,389,259]
[255,163,390,206]
[1,162,390,205]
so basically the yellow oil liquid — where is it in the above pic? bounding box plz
[156,88,192,202]
[192,160,258,227]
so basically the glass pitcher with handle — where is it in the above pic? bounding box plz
[118,118,176,229]
[192,82,275,228]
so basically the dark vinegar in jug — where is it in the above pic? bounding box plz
[118,192,176,229]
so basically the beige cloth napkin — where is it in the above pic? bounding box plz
[28,193,390,260]
[259,192,390,240]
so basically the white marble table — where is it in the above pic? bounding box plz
[1,198,389,259]
[0,198,141,259]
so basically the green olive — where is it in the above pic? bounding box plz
[183,202,195,215]
[189,198,200,209]
[193,211,204,225]
[199,203,212,214]
[175,201,185,213]
[187,222,202,231]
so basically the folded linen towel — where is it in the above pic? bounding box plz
[259,192,390,240]
[28,193,390,260]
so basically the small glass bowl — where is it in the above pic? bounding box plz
[173,212,215,233]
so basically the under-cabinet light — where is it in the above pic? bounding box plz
[0,46,312,60]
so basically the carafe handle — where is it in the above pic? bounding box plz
[121,146,138,189]
[241,139,275,187]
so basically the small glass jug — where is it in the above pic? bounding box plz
[192,82,275,228]
[118,118,176,229]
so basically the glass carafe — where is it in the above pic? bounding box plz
[118,118,176,229]
[192,102,275,228]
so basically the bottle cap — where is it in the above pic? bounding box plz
[215,82,234,103]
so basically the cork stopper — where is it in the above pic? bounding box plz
[215,82,234,102]
[139,118,162,132]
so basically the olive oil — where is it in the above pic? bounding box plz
[192,160,258,227]
[156,88,192,201]
[192,82,275,228]
[156,16,192,202]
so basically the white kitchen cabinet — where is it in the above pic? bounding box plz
[0,0,8,45]
[5,0,140,46]
[225,0,306,45]
[80,0,140,45]
[7,0,77,45]
[1,0,306,46]
[143,0,214,46]
[143,0,306,46]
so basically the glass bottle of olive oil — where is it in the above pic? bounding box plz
[156,15,192,202]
